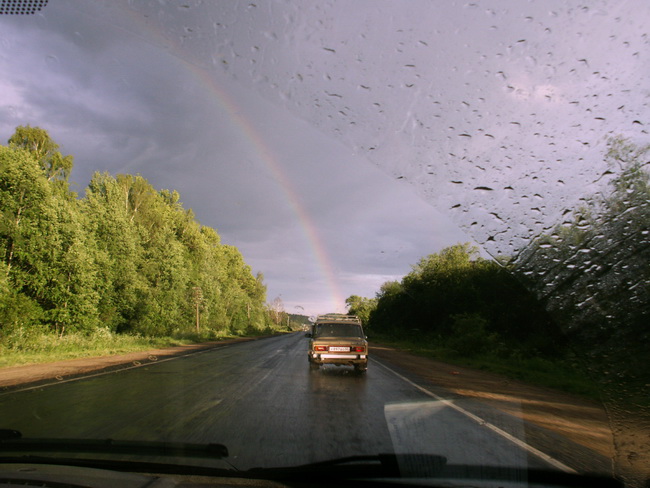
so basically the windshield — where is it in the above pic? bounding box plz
[313,323,364,338]
[0,1,648,487]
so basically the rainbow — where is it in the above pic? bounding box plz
[210,77,346,313]
[119,6,346,313]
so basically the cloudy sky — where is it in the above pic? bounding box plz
[1,0,647,316]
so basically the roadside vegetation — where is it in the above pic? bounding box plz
[348,243,565,360]
[0,326,282,369]
[0,328,187,368]
[515,137,650,409]
[348,138,649,405]
[370,332,600,399]
[0,126,288,365]
[347,243,601,399]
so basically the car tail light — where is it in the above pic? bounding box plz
[314,345,328,351]
[352,346,365,352]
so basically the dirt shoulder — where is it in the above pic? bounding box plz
[0,338,255,391]
[372,345,650,486]
[371,345,614,459]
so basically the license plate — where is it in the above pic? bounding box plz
[329,346,350,352]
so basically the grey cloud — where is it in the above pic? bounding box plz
[0,1,491,315]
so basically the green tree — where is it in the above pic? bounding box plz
[2,125,269,341]
[82,172,149,332]
[0,145,50,277]
[516,136,650,361]
[369,243,560,355]
[8,125,73,182]
[345,295,377,325]
[0,144,101,333]
[0,260,42,333]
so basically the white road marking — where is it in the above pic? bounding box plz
[372,357,577,473]
[3,335,293,395]
[0,345,232,395]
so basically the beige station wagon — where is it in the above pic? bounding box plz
[306,314,368,373]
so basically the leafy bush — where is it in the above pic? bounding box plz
[363,243,562,359]
[445,313,499,357]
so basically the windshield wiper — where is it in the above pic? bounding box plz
[247,454,622,488]
[249,453,446,479]
[0,429,228,460]
[0,432,622,487]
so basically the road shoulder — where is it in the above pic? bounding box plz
[371,344,615,464]
[0,338,256,391]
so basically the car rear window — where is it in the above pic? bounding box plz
[314,323,363,338]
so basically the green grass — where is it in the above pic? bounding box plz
[0,321,292,369]
[0,327,238,368]
[371,332,603,401]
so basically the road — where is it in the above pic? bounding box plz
[0,333,608,475]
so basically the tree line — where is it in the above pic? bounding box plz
[1,125,275,340]
[347,243,564,359]
[347,137,648,384]
[514,137,650,382]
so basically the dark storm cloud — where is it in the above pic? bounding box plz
[0,1,479,314]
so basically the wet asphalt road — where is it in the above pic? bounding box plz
[0,333,601,473]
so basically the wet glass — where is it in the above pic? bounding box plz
[1,0,648,486]
[314,323,364,338]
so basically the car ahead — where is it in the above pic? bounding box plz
[306,314,368,373]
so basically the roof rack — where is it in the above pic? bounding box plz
[315,314,361,324]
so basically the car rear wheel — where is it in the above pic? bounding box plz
[354,364,367,374]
